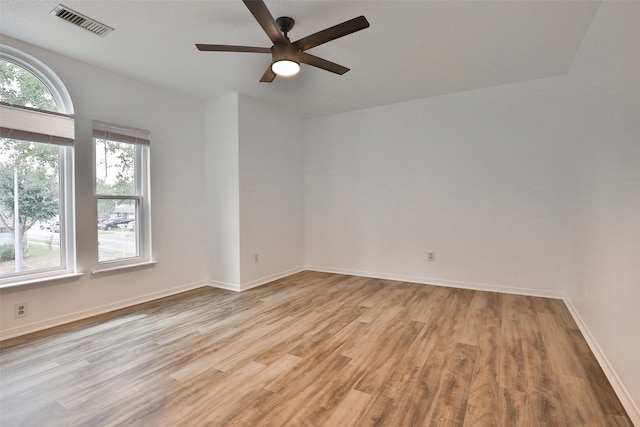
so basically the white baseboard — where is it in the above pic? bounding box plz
[564,298,640,426]
[208,266,305,292]
[239,267,305,291]
[0,280,208,341]
[305,265,565,300]
[207,279,241,292]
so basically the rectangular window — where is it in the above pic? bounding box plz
[0,105,75,285]
[93,121,151,267]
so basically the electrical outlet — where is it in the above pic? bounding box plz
[14,303,28,319]
[428,252,435,262]
[254,254,259,264]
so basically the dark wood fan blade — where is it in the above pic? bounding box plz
[293,16,369,52]
[196,44,271,53]
[260,65,276,82]
[299,52,349,75]
[243,0,286,45]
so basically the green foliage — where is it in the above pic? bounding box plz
[0,140,59,234]
[0,243,15,262]
[96,139,136,216]
[95,139,135,195]
[96,176,135,195]
[0,59,57,111]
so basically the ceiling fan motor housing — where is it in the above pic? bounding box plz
[271,43,300,64]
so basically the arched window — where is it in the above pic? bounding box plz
[0,45,76,286]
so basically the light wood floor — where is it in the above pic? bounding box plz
[0,271,632,426]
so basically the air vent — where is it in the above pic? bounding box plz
[50,4,114,36]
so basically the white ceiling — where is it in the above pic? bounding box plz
[0,0,600,118]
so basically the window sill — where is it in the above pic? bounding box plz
[92,260,157,276]
[0,272,84,290]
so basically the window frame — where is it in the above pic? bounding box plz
[93,121,152,270]
[0,45,77,288]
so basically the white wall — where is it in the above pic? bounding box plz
[205,94,241,287]
[562,2,640,418]
[305,76,574,296]
[0,37,208,339]
[238,95,305,287]
[205,94,305,290]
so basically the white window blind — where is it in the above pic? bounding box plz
[92,120,150,146]
[0,103,75,146]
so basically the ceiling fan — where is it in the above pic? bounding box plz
[196,0,370,82]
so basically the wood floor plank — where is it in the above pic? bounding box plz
[464,316,501,426]
[424,342,477,426]
[501,388,530,427]
[391,348,451,427]
[324,388,374,427]
[352,318,424,395]
[518,308,569,426]
[499,318,528,393]
[0,271,632,426]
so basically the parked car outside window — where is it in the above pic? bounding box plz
[98,218,134,231]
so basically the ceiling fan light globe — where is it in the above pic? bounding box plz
[272,60,300,77]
